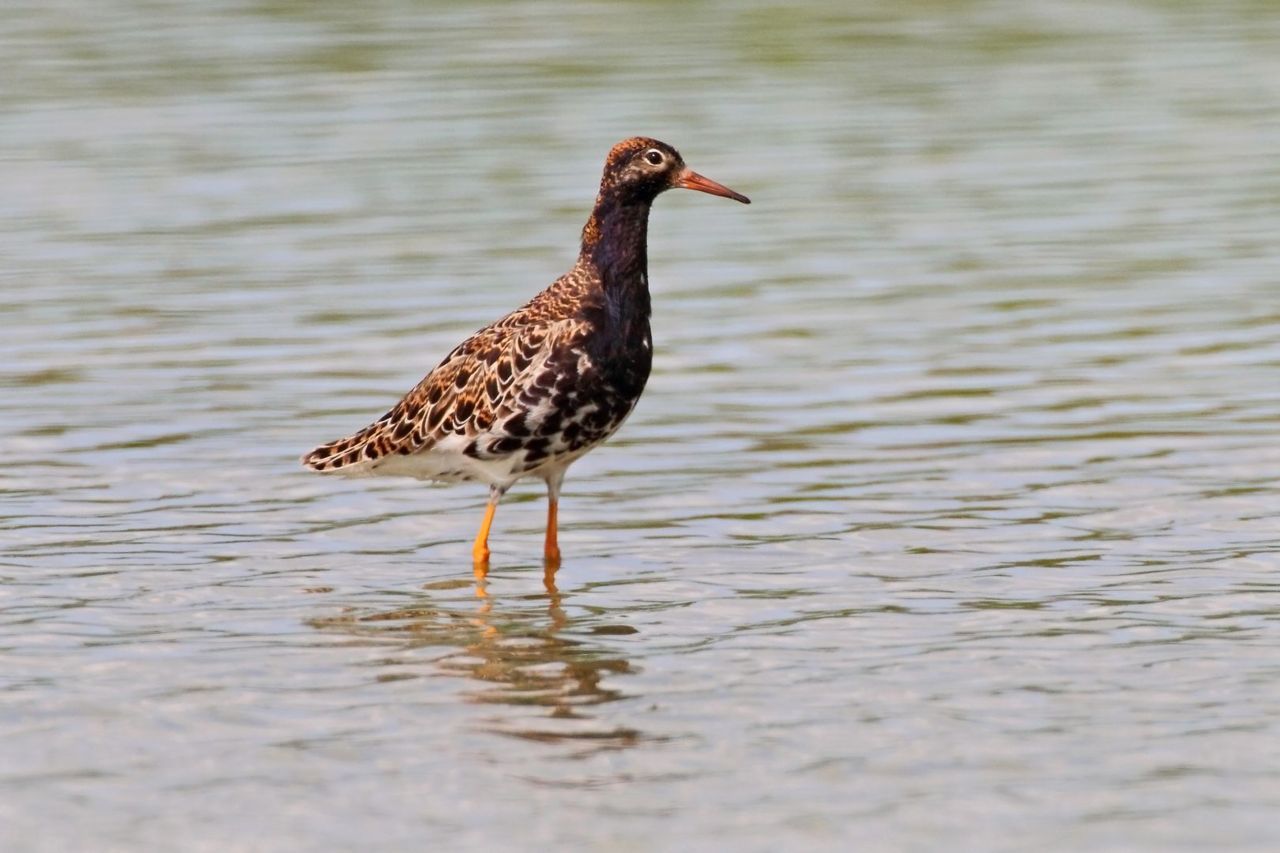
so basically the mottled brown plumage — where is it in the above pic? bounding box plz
[303,137,749,566]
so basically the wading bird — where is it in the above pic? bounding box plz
[303,137,749,570]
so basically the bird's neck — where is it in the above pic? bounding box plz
[581,195,653,322]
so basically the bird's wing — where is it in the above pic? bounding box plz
[302,312,590,473]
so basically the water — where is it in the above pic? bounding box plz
[4,1,1280,849]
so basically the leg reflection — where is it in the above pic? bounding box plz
[473,559,490,600]
[543,562,565,631]
[309,562,640,754]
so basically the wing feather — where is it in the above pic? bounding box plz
[301,314,589,475]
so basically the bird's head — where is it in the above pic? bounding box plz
[598,137,750,206]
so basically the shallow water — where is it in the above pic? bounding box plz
[4,1,1280,850]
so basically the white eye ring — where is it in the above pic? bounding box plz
[643,149,665,166]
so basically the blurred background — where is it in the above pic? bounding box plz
[3,1,1279,850]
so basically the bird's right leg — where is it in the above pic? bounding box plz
[472,484,506,569]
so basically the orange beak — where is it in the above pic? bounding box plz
[675,169,751,204]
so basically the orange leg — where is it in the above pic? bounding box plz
[543,471,565,568]
[544,497,561,567]
[472,501,497,566]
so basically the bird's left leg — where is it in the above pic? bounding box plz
[543,469,566,568]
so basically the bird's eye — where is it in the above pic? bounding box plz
[643,149,665,166]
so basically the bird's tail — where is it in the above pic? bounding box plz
[301,423,382,474]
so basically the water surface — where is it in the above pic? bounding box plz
[4,1,1280,850]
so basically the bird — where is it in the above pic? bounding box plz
[302,137,749,569]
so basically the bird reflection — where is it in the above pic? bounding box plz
[309,563,644,755]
